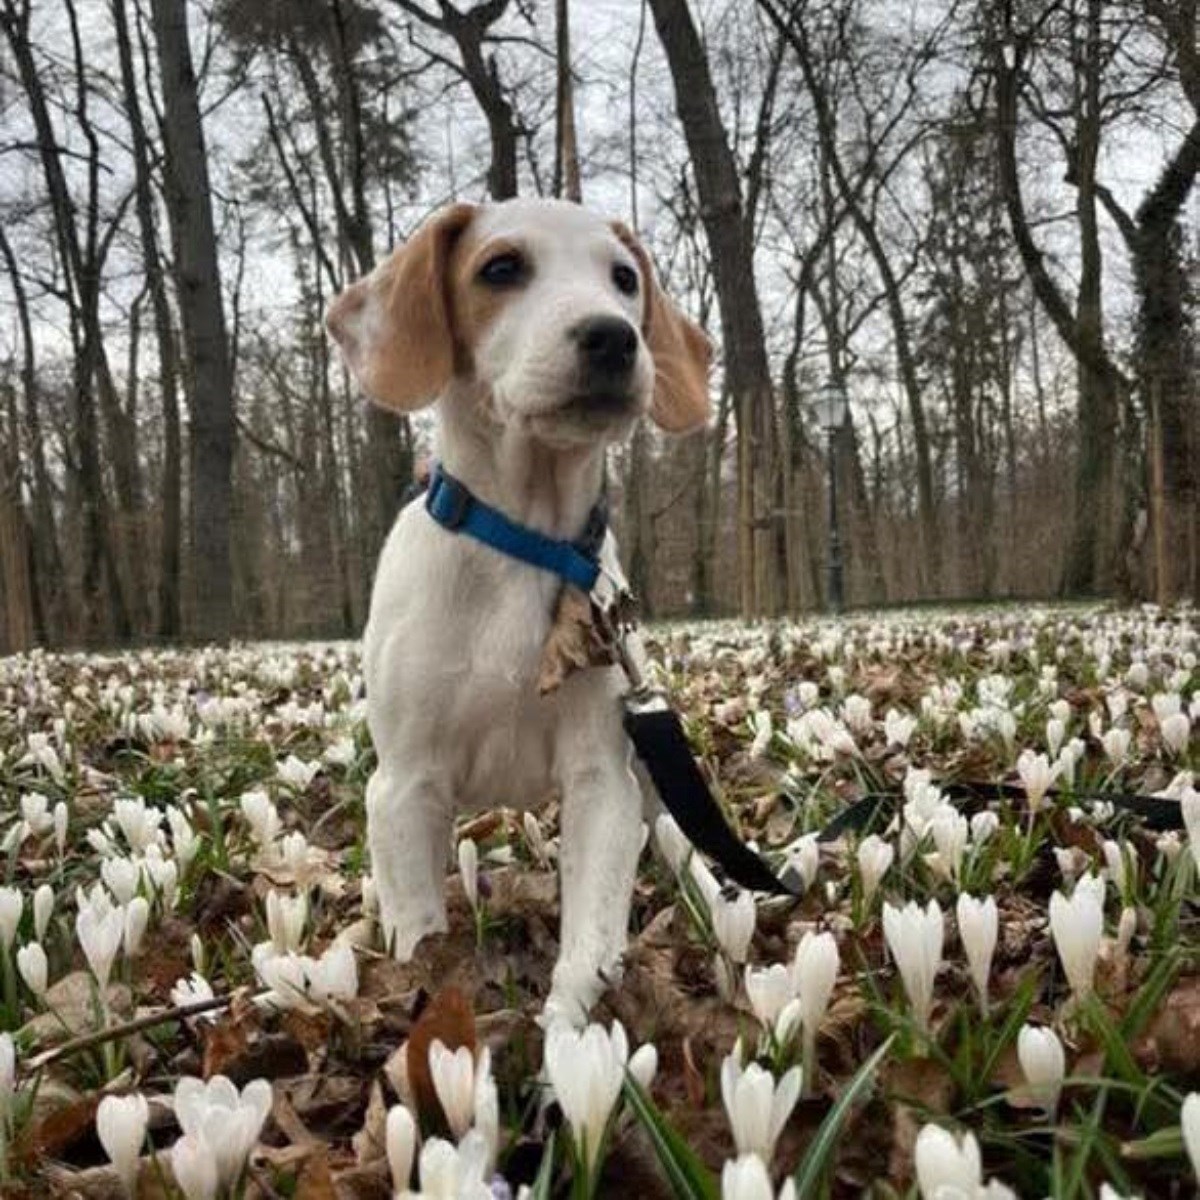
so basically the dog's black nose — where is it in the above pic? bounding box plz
[575,316,638,378]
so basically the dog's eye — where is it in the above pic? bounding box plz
[478,252,526,287]
[612,263,639,296]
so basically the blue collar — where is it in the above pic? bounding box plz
[424,463,606,591]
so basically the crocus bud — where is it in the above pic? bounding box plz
[720,1051,801,1165]
[385,1104,417,1194]
[457,838,479,912]
[428,1039,482,1139]
[1183,1093,1199,1183]
[744,963,795,1031]
[33,883,54,942]
[123,896,150,957]
[171,1134,219,1200]
[629,1043,659,1092]
[544,1019,628,1180]
[883,899,944,1033]
[956,893,998,1016]
[1017,1025,1066,1115]
[0,886,23,951]
[96,1093,149,1197]
[53,801,68,857]
[16,941,48,998]
[712,889,756,964]
[721,1153,798,1200]
[76,904,124,991]
[857,835,894,906]
[1049,874,1105,1003]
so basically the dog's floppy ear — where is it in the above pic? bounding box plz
[612,222,712,433]
[326,203,476,410]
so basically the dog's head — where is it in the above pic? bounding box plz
[325,199,712,445]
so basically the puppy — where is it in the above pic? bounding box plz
[327,198,711,1026]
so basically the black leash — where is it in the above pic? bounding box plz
[623,698,804,896]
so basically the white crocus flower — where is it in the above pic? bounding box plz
[276,754,320,790]
[265,889,307,954]
[171,1134,219,1200]
[96,1093,149,1197]
[792,931,838,1092]
[1049,874,1106,1003]
[101,857,141,906]
[174,1075,273,1188]
[172,972,216,1010]
[884,709,917,749]
[123,896,150,957]
[0,887,23,951]
[928,810,969,882]
[1102,727,1131,766]
[76,903,124,992]
[240,791,281,848]
[1016,749,1060,811]
[721,1152,798,1200]
[782,833,819,892]
[857,835,894,905]
[33,883,54,942]
[428,1040,486,1140]
[970,811,1000,845]
[882,899,944,1033]
[417,1130,492,1200]
[1046,717,1066,758]
[712,889,756,964]
[956,894,998,1016]
[1159,712,1190,756]
[720,1051,801,1164]
[1101,840,1133,896]
[386,1104,417,1194]
[279,831,311,875]
[53,801,68,857]
[544,1019,629,1178]
[16,942,48,998]
[310,940,358,1003]
[629,1043,658,1092]
[457,838,479,911]
[1017,1025,1066,1116]
[913,1124,1018,1200]
[745,963,795,1031]
[1182,1093,1200,1183]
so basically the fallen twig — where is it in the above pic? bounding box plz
[25,991,262,1072]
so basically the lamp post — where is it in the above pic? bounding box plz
[814,380,848,613]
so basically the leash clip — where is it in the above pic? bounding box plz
[589,570,653,697]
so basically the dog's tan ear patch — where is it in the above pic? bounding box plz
[326,203,476,411]
[613,222,712,434]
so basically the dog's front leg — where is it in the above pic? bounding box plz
[366,764,453,961]
[544,742,643,1028]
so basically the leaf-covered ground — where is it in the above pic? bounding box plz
[0,604,1196,1199]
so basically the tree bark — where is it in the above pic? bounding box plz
[648,0,779,616]
[150,0,236,641]
[113,0,183,638]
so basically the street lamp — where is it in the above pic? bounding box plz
[814,380,848,613]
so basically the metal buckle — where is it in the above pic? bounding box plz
[589,570,653,696]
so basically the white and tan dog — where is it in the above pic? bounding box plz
[326,198,710,1026]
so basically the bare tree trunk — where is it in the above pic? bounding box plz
[990,13,1131,596]
[554,0,581,202]
[0,218,58,641]
[648,0,779,616]
[770,3,940,594]
[150,0,236,641]
[393,0,519,200]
